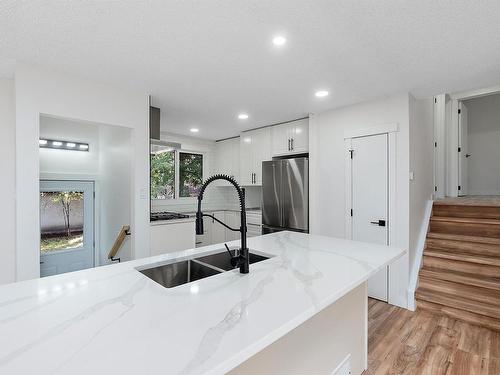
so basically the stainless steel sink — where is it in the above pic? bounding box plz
[195,249,270,271]
[139,260,221,288]
[139,250,271,289]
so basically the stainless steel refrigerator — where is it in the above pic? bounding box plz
[262,157,309,234]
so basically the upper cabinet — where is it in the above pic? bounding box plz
[214,137,240,183]
[240,127,271,186]
[271,118,309,156]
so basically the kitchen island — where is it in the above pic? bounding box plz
[0,232,405,375]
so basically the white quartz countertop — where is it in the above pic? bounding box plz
[0,232,405,375]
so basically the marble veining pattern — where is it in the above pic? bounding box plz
[0,232,405,375]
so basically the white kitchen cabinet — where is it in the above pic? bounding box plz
[150,220,196,255]
[213,138,240,184]
[271,118,309,156]
[195,216,212,248]
[224,211,241,241]
[246,211,262,238]
[211,211,226,244]
[240,127,271,186]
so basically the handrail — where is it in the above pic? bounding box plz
[108,225,131,262]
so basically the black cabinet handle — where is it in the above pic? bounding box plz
[288,139,291,151]
[291,138,294,150]
[370,220,386,227]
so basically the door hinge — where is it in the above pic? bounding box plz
[434,186,438,192]
[434,98,437,103]
[349,149,354,159]
[458,147,461,152]
[458,108,461,114]
[434,142,437,148]
[350,209,353,217]
[458,185,461,191]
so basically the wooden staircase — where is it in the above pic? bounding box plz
[416,201,500,330]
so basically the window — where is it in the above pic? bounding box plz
[179,152,203,197]
[151,150,175,199]
[150,150,203,200]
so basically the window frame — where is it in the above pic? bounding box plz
[151,149,205,202]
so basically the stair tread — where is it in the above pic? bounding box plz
[416,288,500,319]
[423,248,500,266]
[426,232,500,245]
[431,216,500,225]
[419,267,500,291]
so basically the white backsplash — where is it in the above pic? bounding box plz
[152,185,262,213]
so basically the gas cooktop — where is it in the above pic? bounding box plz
[150,211,190,221]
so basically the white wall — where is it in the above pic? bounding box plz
[464,93,500,195]
[99,125,132,265]
[15,63,149,281]
[0,79,16,284]
[409,96,434,276]
[309,93,410,308]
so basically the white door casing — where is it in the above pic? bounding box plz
[40,180,95,277]
[348,133,389,302]
[458,101,469,196]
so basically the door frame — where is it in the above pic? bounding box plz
[447,85,500,197]
[39,179,96,274]
[344,124,398,249]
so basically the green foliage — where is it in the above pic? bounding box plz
[151,151,175,199]
[179,153,203,197]
[41,191,84,237]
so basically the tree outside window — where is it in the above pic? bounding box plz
[151,150,175,199]
[150,150,203,199]
[179,152,203,197]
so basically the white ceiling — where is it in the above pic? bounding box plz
[2,1,500,140]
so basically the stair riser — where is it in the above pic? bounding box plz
[430,220,500,238]
[418,277,500,305]
[433,205,500,220]
[416,290,500,319]
[417,300,500,331]
[426,238,500,257]
[419,268,500,291]
[423,256,500,278]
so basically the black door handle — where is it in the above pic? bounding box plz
[465,154,471,158]
[370,220,386,227]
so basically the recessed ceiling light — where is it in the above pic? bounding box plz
[79,144,89,150]
[190,128,199,133]
[315,90,329,98]
[52,141,63,147]
[39,139,47,145]
[66,142,76,148]
[238,113,249,120]
[272,35,287,47]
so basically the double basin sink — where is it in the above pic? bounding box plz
[138,249,270,289]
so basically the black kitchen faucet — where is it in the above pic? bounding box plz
[195,174,249,274]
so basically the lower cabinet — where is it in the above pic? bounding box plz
[150,220,196,256]
[195,210,262,247]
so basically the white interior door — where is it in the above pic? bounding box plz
[40,180,95,277]
[458,102,469,196]
[351,134,389,302]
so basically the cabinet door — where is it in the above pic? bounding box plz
[271,123,291,156]
[290,119,309,153]
[240,134,253,185]
[252,127,272,185]
[228,138,240,183]
[225,211,241,241]
[211,211,226,244]
[195,216,212,247]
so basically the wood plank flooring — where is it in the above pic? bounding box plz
[364,298,500,375]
